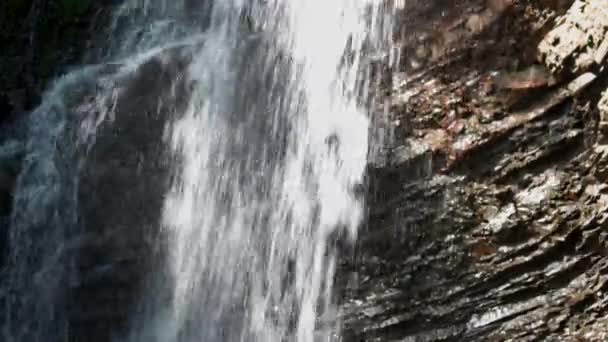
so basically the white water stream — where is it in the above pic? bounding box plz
[158,1,376,340]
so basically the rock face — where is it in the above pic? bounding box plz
[340,0,608,340]
[538,0,608,76]
[68,46,194,341]
[1,42,197,341]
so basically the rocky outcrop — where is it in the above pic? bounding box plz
[341,0,608,340]
[538,0,608,76]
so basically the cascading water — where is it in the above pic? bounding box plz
[158,1,371,341]
[3,1,396,341]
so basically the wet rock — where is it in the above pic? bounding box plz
[70,44,195,341]
[0,40,199,342]
[342,1,608,341]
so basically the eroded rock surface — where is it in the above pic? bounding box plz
[538,0,608,76]
[341,0,608,340]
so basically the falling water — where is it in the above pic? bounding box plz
[153,1,397,340]
[3,1,396,341]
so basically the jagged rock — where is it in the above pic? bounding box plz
[538,0,608,76]
[342,1,608,341]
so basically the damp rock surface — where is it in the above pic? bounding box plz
[341,0,608,340]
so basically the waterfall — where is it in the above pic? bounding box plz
[159,1,369,341]
[3,1,396,341]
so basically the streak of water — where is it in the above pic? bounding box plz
[155,1,391,341]
[3,1,397,341]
